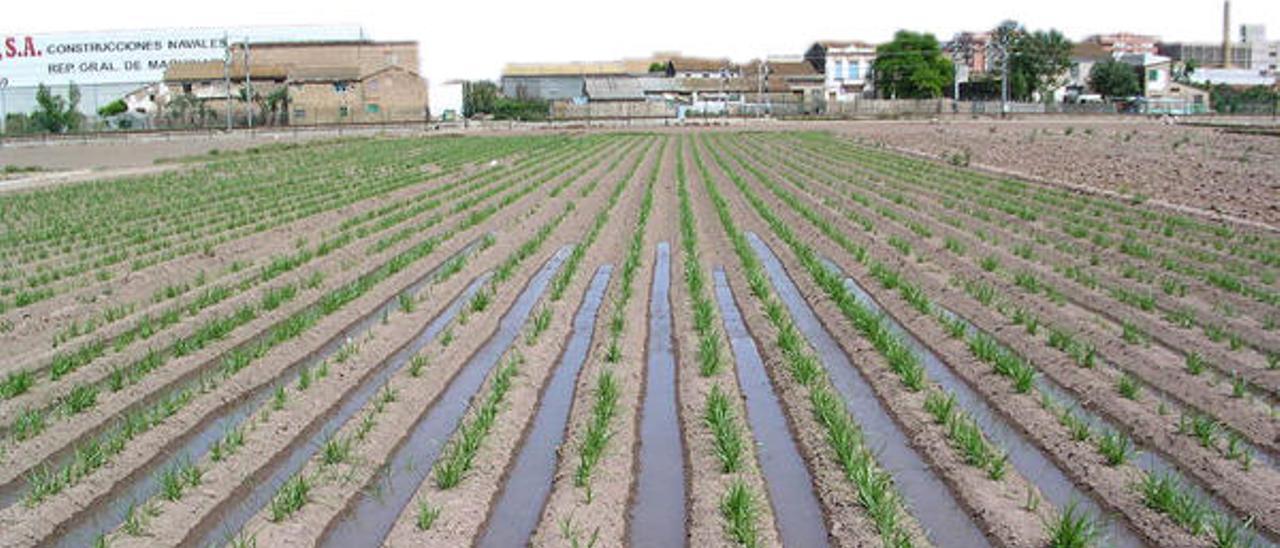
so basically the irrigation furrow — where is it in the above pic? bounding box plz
[4,135,590,369]
[818,257,1144,547]
[770,133,1278,332]
[628,241,688,547]
[747,134,1280,367]
[825,132,1279,287]
[729,135,1280,457]
[110,149,604,547]
[0,140,579,415]
[183,270,491,548]
[0,138,625,546]
[477,264,612,547]
[0,135,623,486]
[317,244,573,547]
[56,260,492,548]
[216,136,639,546]
[3,139,478,310]
[743,232,987,545]
[692,144,925,546]
[529,137,667,548]
[712,268,829,547]
[724,136,1280,544]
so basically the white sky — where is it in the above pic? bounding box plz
[7,0,1278,83]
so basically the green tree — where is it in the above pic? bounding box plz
[1009,29,1073,101]
[873,31,953,99]
[31,83,83,133]
[462,80,499,118]
[1088,60,1141,98]
[97,99,128,118]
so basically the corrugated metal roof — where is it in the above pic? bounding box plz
[584,76,678,100]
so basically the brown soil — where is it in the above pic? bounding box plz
[720,133,1280,540]
[380,142,642,548]
[757,134,1278,354]
[226,136,639,547]
[0,168,485,435]
[0,156,551,491]
[699,137,1050,547]
[114,136,633,548]
[0,137,622,547]
[733,136,1280,452]
[831,119,1280,228]
[529,139,663,547]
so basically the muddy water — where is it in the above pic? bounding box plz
[934,307,1280,547]
[50,237,490,548]
[629,242,687,548]
[713,268,830,548]
[319,244,573,548]
[818,257,1144,548]
[477,264,612,548]
[744,232,987,547]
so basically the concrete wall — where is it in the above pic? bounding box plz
[552,101,674,119]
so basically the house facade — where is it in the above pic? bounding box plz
[804,40,877,102]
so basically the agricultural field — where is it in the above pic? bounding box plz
[0,127,1277,548]
[835,119,1280,226]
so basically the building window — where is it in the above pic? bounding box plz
[1147,69,1159,81]
[848,62,859,80]
[182,83,193,94]
[293,109,306,119]
[834,60,845,79]
[366,103,380,114]
[339,106,349,117]
[334,82,349,93]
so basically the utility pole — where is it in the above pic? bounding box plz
[224,32,232,131]
[244,38,253,130]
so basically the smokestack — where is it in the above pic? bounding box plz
[1223,0,1232,68]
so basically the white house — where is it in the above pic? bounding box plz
[1118,53,1173,97]
[804,40,877,102]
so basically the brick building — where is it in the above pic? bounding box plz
[163,40,428,125]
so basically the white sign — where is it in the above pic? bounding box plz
[0,25,364,88]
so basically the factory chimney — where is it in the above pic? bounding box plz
[1222,0,1232,67]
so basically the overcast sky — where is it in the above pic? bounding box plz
[8,0,1279,83]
